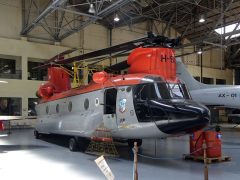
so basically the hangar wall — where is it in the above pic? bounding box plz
[0,1,233,119]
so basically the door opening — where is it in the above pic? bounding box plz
[104,88,117,114]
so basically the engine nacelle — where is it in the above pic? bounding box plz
[128,47,176,81]
[93,71,109,84]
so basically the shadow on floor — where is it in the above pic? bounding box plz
[0,144,48,153]
[38,135,189,170]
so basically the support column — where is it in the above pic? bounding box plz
[21,55,28,80]
[21,55,28,117]
[22,97,28,117]
[200,53,203,83]
[109,28,113,66]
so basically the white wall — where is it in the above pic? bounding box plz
[0,0,22,39]
[0,37,68,117]
[184,64,233,85]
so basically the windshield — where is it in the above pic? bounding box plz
[134,82,171,100]
[134,82,190,101]
[168,83,190,99]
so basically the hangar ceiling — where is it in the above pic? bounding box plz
[21,0,240,67]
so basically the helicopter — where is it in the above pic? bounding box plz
[34,32,210,151]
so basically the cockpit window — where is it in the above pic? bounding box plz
[181,84,191,99]
[157,83,172,99]
[135,82,171,100]
[168,83,190,99]
[136,84,158,100]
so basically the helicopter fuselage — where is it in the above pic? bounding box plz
[36,73,209,140]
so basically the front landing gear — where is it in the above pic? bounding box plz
[69,138,78,151]
[128,139,142,148]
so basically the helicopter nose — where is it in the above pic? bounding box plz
[150,100,210,135]
[156,116,209,135]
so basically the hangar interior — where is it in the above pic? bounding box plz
[1,0,240,179]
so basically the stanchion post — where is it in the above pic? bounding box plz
[203,141,208,180]
[134,142,138,180]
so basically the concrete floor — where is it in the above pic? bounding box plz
[0,128,240,180]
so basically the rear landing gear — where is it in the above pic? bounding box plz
[69,137,90,152]
[128,139,142,148]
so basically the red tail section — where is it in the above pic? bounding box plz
[128,47,176,81]
[38,67,71,99]
[48,67,71,92]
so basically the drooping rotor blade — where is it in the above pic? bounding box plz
[33,32,181,69]
[56,39,145,64]
[47,48,77,62]
[32,48,77,70]
[57,33,181,65]
[104,60,129,73]
[35,42,142,69]
[86,48,132,67]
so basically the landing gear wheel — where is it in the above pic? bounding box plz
[34,130,40,139]
[78,138,90,152]
[128,139,142,148]
[69,138,78,152]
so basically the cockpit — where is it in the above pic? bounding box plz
[133,76,209,134]
[134,77,190,101]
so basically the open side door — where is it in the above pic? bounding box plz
[103,88,118,129]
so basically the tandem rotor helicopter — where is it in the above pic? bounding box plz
[34,32,210,151]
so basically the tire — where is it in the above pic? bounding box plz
[78,138,90,152]
[34,130,40,139]
[128,139,142,148]
[69,138,78,152]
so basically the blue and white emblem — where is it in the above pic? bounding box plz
[119,98,127,113]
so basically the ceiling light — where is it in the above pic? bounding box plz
[88,4,95,14]
[199,15,205,23]
[197,48,203,54]
[114,14,120,22]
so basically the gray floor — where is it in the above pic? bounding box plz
[0,128,240,180]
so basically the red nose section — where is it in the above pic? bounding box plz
[128,47,176,81]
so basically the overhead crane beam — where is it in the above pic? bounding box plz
[21,0,68,36]
[59,0,131,40]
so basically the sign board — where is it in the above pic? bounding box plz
[95,156,114,180]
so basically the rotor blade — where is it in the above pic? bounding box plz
[34,42,140,69]
[104,60,129,73]
[86,48,133,67]
[57,33,181,65]
[32,48,77,70]
[56,41,144,64]
[47,48,77,62]
[33,32,181,69]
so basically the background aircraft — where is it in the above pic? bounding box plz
[176,58,240,123]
